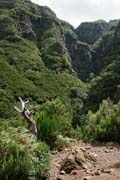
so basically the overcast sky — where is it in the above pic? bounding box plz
[31,0,120,27]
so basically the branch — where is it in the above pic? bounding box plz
[14,97,37,135]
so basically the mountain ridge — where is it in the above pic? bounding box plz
[0,0,120,119]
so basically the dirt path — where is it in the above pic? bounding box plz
[49,142,120,180]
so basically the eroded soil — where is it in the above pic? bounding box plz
[49,142,120,180]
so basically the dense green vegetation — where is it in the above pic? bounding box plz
[36,98,72,148]
[0,0,120,179]
[0,0,87,119]
[85,99,120,142]
[76,20,110,44]
[0,127,50,180]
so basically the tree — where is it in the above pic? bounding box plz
[14,97,37,135]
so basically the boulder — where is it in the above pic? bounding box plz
[75,150,86,164]
[60,153,78,173]
[60,147,97,174]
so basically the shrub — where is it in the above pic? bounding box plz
[54,134,76,150]
[0,127,50,180]
[35,98,72,148]
[86,99,120,142]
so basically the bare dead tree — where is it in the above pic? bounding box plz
[14,97,37,135]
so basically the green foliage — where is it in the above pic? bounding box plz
[0,127,50,180]
[86,100,120,142]
[35,98,72,148]
[0,60,41,119]
[0,0,87,120]
[87,60,120,111]
[55,134,76,150]
[76,20,110,45]
[0,14,17,39]
[0,0,120,149]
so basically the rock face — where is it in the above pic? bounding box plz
[63,22,93,81]
[76,20,110,44]
[86,22,120,110]
[0,0,87,119]
[0,0,120,119]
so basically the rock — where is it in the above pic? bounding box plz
[59,170,65,175]
[85,169,91,174]
[70,170,78,175]
[71,150,76,154]
[85,146,91,150]
[75,150,89,169]
[60,153,78,174]
[95,169,101,175]
[109,146,114,150]
[105,149,110,153]
[67,154,75,161]
[56,176,63,180]
[86,153,98,162]
[91,172,95,176]
[80,147,86,152]
[83,176,91,180]
[52,150,58,154]
[101,168,113,174]
[54,163,60,169]
[75,150,86,164]
[64,148,69,152]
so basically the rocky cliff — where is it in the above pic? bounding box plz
[0,0,120,118]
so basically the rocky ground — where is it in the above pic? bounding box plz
[49,142,120,180]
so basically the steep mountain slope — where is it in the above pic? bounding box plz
[0,0,120,120]
[76,20,110,45]
[62,21,93,82]
[0,0,87,119]
[86,23,120,110]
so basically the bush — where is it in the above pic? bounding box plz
[0,127,50,180]
[86,99,120,142]
[35,98,72,148]
[54,134,76,150]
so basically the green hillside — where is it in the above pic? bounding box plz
[0,0,88,120]
[0,1,120,178]
[76,20,110,45]
[0,0,120,122]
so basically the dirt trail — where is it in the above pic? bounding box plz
[49,142,120,180]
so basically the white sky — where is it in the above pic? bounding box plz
[31,0,120,27]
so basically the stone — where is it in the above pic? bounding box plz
[85,169,91,174]
[52,150,58,154]
[71,148,76,154]
[109,146,114,150]
[80,147,86,152]
[60,153,78,173]
[83,176,91,180]
[85,146,91,150]
[75,150,86,164]
[70,170,78,175]
[101,168,113,174]
[64,148,69,152]
[86,152,97,162]
[59,170,65,175]
[56,176,63,180]
[95,169,101,175]
[91,172,95,176]
[105,149,110,153]
[54,163,60,169]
